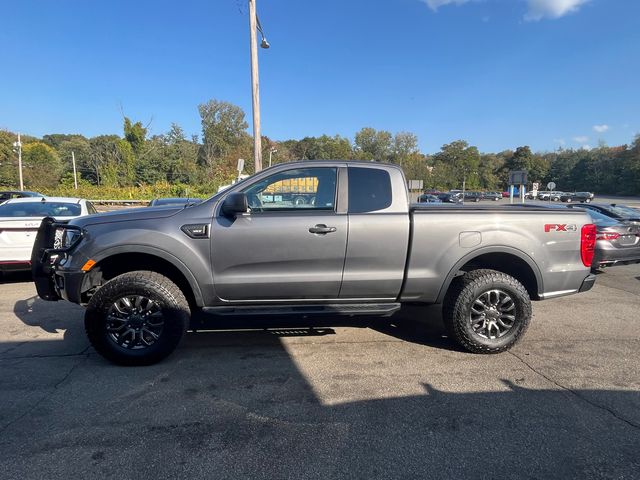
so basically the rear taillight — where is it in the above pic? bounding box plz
[581,224,597,267]
[596,232,620,241]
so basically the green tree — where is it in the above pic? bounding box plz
[123,118,148,155]
[432,140,481,190]
[0,130,17,187]
[503,146,549,186]
[354,127,392,161]
[198,99,249,173]
[22,142,63,189]
[391,132,419,167]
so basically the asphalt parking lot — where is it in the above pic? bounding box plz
[1,265,639,479]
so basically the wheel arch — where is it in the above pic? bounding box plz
[436,247,543,303]
[81,246,204,308]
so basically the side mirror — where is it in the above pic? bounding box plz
[221,192,249,217]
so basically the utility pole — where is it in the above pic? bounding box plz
[249,0,263,173]
[13,133,24,191]
[72,151,78,189]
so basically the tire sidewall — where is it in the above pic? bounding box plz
[85,273,189,365]
[457,276,530,351]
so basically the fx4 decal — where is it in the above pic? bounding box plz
[544,224,578,232]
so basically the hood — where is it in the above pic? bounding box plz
[69,205,184,228]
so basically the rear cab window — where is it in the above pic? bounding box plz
[347,167,392,213]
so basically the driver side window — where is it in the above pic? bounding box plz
[241,167,337,212]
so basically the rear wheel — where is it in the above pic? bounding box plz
[85,271,190,366]
[584,198,591,203]
[443,269,531,353]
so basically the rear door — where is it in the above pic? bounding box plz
[339,166,410,299]
[210,166,348,301]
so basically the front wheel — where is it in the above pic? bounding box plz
[85,271,190,366]
[443,269,531,353]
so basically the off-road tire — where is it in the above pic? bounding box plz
[85,271,190,366]
[442,269,531,354]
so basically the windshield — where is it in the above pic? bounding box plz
[0,202,81,218]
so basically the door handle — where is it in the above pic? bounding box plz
[309,224,337,234]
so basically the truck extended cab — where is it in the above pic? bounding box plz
[32,161,597,365]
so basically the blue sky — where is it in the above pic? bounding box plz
[1,0,638,153]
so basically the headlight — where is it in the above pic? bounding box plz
[53,227,83,250]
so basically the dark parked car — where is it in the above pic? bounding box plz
[148,197,202,208]
[482,192,502,201]
[560,192,594,203]
[568,207,640,269]
[437,192,462,203]
[577,203,640,226]
[0,190,44,202]
[416,194,442,203]
[463,191,481,203]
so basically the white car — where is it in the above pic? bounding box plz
[0,197,96,272]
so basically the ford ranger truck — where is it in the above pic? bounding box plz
[32,161,597,365]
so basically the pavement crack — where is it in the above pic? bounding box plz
[508,350,640,431]
[0,347,90,435]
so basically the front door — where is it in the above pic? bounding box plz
[210,166,347,302]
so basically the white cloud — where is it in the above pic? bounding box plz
[593,124,609,133]
[553,138,566,146]
[573,136,589,143]
[525,0,590,21]
[422,0,472,11]
[580,144,593,151]
[422,0,590,20]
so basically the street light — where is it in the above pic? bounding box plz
[248,0,270,173]
[268,147,277,167]
[257,16,270,49]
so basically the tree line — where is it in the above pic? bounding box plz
[1,98,638,196]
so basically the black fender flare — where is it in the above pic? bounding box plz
[90,245,205,306]
[435,246,544,303]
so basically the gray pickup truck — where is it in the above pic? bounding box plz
[32,161,597,365]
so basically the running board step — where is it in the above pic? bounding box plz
[202,303,401,317]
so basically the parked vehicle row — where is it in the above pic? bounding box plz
[417,191,502,204]
[418,189,598,205]
[526,191,594,203]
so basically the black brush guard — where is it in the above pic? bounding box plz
[31,217,81,301]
